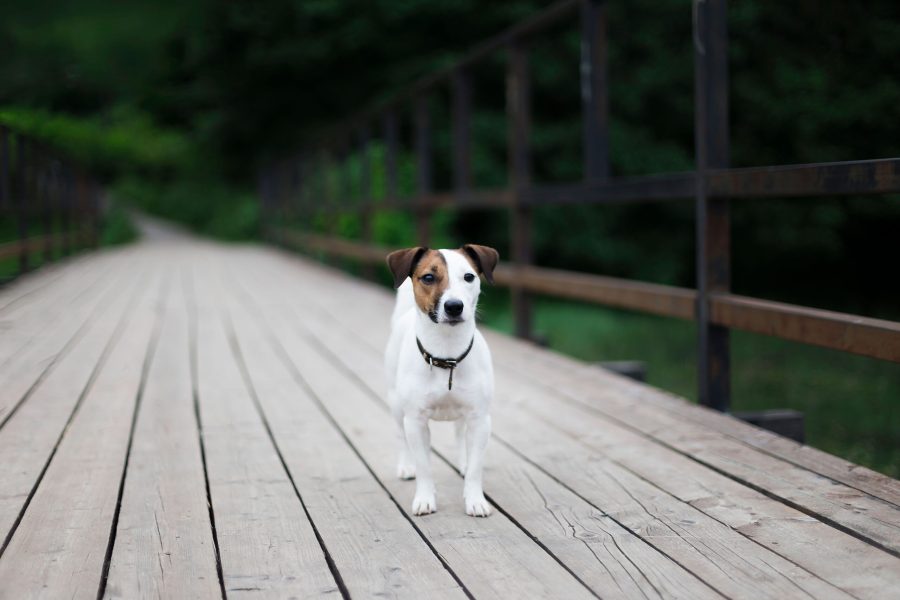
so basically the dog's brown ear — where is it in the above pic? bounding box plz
[461,244,500,284]
[386,247,428,288]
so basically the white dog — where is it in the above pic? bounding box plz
[385,244,499,517]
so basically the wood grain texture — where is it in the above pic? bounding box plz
[291,298,854,600]
[0,252,128,422]
[105,258,221,599]
[1,226,898,600]
[0,262,161,598]
[254,247,900,600]
[0,261,141,549]
[0,251,96,313]
[493,338,900,508]
[237,268,597,600]
[0,250,115,365]
[224,271,467,599]
[479,331,900,554]
[273,286,729,600]
[190,256,339,598]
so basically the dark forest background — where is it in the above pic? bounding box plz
[2,0,899,316]
[2,0,899,473]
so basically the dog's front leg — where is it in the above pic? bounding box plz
[464,414,492,517]
[392,401,416,480]
[454,419,467,475]
[404,415,436,515]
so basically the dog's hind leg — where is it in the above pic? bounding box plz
[392,398,416,480]
[463,414,492,517]
[454,419,467,476]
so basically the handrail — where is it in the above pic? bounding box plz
[260,0,900,412]
[0,125,101,278]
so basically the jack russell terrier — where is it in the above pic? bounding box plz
[385,244,499,517]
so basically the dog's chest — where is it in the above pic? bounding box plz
[414,368,477,421]
[427,394,467,421]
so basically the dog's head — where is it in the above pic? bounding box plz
[386,244,499,326]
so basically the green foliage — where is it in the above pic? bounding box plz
[0,106,195,178]
[99,203,139,246]
[1,0,898,473]
[113,177,258,240]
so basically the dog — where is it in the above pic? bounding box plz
[384,244,499,517]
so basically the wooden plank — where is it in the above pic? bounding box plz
[0,250,122,369]
[0,262,162,597]
[372,272,899,592]
[435,437,724,600]
[270,226,900,363]
[223,267,468,599]
[0,259,141,551]
[265,231,697,321]
[288,293,854,600]
[493,372,900,599]
[105,252,221,599]
[711,292,900,362]
[0,250,96,313]
[264,251,900,599]
[707,158,900,198]
[234,258,597,600]
[189,254,339,597]
[473,322,900,508]
[495,265,696,320]
[249,264,728,599]
[478,331,900,553]
[0,252,128,423]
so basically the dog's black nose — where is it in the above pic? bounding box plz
[444,299,464,317]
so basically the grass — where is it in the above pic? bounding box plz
[477,290,900,478]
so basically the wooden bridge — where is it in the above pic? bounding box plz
[2,0,899,597]
[0,221,898,599]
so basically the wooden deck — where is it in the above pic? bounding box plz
[0,226,898,600]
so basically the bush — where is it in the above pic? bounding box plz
[113,177,259,240]
[99,202,139,246]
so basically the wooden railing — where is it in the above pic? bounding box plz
[259,0,900,412]
[0,125,101,278]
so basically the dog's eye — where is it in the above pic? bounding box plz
[464,273,475,283]
[421,273,435,284]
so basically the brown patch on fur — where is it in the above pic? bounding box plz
[457,244,499,283]
[411,250,448,319]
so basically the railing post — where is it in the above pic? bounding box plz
[61,163,72,256]
[322,145,340,264]
[581,0,610,181]
[694,0,731,411]
[358,126,375,279]
[41,147,54,262]
[280,159,290,236]
[0,127,9,215]
[452,69,472,196]
[257,168,268,241]
[90,178,100,249]
[384,112,399,204]
[508,42,533,340]
[16,135,30,274]
[289,156,302,227]
[414,96,432,247]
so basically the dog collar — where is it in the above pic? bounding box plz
[416,336,474,390]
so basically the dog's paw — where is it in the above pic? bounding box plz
[411,493,437,516]
[397,463,416,480]
[465,493,492,517]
